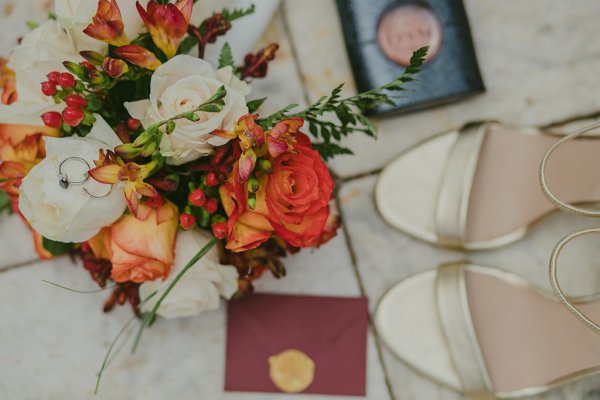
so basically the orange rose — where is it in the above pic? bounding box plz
[219,167,274,252]
[219,126,336,251]
[0,127,57,260]
[265,132,334,247]
[89,200,179,283]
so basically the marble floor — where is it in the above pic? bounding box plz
[2,0,600,399]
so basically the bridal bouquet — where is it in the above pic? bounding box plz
[0,0,425,389]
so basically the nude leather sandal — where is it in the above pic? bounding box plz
[375,261,600,399]
[375,122,600,250]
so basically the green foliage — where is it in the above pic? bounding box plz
[0,191,10,215]
[256,104,299,129]
[221,4,256,22]
[178,35,198,55]
[42,237,75,256]
[256,47,428,160]
[247,97,267,113]
[312,142,354,161]
[218,43,235,69]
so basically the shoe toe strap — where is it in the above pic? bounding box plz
[435,123,487,248]
[436,262,496,399]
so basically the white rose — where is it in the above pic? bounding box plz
[18,116,126,243]
[125,55,250,165]
[55,0,149,52]
[8,20,80,104]
[139,229,239,319]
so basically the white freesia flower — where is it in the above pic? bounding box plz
[125,55,250,165]
[54,0,149,52]
[8,20,80,104]
[139,230,239,319]
[18,117,126,243]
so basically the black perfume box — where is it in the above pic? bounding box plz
[336,0,485,115]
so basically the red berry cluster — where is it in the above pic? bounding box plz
[40,69,92,129]
[180,186,227,239]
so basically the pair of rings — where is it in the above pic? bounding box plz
[57,157,112,199]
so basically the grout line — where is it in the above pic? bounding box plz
[279,1,315,111]
[335,189,397,400]
[281,4,396,397]
[0,258,40,274]
[541,110,600,130]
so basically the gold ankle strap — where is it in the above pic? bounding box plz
[549,227,600,335]
[540,123,600,217]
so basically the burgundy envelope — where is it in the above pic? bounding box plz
[224,293,369,396]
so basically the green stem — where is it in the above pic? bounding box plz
[131,238,218,353]
[94,290,158,394]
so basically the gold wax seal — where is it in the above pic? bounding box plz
[268,349,315,393]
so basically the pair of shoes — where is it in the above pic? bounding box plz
[374,122,600,399]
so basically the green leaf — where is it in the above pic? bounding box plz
[26,21,39,30]
[218,42,235,69]
[256,103,299,129]
[42,237,75,256]
[0,191,11,215]
[198,103,224,113]
[206,85,227,103]
[178,35,198,55]
[182,112,200,121]
[246,97,267,113]
[221,4,255,22]
[312,142,354,161]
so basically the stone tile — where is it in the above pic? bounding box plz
[338,175,600,399]
[0,213,38,270]
[283,0,600,178]
[249,11,308,116]
[0,229,389,400]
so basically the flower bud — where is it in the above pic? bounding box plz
[179,213,196,229]
[204,198,218,214]
[115,143,142,159]
[62,107,85,126]
[80,50,105,65]
[165,120,176,134]
[133,129,154,147]
[136,0,193,59]
[83,0,129,47]
[257,159,273,174]
[41,81,57,96]
[41,111,62,128]
[141,140,157,157]
[211,221,227,239]
[102,57,129,78]
[80,61,96,72]
[89,70,109,86]
[58,72,76,88]
[188,189,206,207]
[247,177,259,193]
[114,45,162,71]
[247,192,257,210]
[65,94,87,109]
[62,61,86,79]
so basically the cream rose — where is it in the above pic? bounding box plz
[18,116,127,243]
[8,20,80,104]
[139,229,239,319]
[125,55,250,165]
[55,0,149,52]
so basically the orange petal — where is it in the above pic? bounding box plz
[88,164,121,184]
